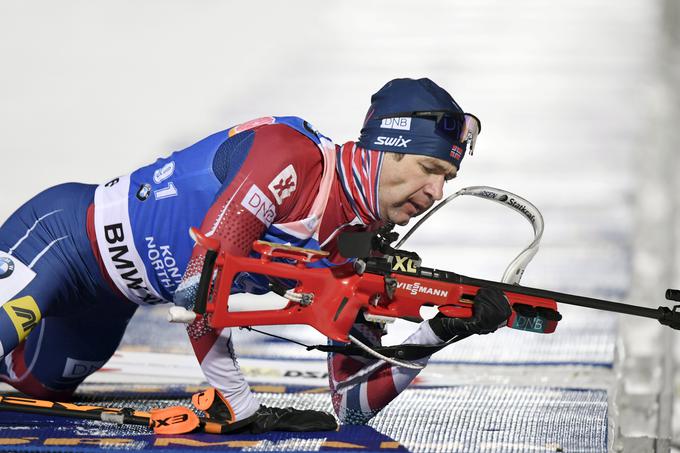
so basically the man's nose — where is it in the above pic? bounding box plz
[424,176,445,201]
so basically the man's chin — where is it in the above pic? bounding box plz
[393,214,412,226]
[387,208,417,226]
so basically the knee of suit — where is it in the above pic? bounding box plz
[0,369,77,401]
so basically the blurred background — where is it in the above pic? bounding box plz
[1,0,679,451]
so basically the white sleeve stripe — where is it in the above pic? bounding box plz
[28,235,68,269]
[8,210,62,254]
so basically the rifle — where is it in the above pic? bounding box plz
[168,186,680,369]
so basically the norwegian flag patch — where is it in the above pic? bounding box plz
[450,145,464,161]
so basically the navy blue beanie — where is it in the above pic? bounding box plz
[358,78,475,169]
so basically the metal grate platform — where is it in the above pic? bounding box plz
[0,385,607,453]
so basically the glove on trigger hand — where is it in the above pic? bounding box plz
[429,287,512,341]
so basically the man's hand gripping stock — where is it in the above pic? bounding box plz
[429,287,513,341]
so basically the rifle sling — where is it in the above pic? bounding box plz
[308,334,471,362]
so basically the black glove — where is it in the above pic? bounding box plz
[429,287,512,341]
[238,405,338,434]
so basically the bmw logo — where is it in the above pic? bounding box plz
[0,257,15,279]
[136,183,152,201]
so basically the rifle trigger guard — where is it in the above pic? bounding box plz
[384,276,397,300]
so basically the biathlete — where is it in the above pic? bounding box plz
[0,78,511,432]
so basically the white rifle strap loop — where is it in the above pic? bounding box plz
[396,185,544,285]
[348,335,424,370]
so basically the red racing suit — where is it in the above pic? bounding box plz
[169,118,443,423]
[0,116,444,423]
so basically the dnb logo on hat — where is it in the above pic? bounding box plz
[0,257,14,279]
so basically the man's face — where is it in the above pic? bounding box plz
[378,153,457,226]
